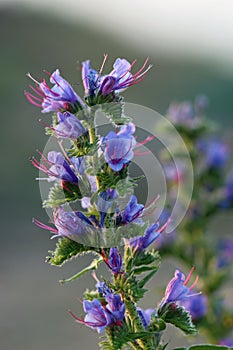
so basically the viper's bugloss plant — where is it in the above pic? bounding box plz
[159,96,233,345]
[26,56,231,350]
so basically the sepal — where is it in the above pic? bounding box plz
[43,183,82,208]
[158,303,197,335]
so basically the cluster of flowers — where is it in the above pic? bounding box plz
[160,97,233,345]
[26,56,203,349]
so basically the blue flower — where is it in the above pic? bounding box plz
[70,293,125,333]
[96,281,112,296]
[25,69,84,113]
[105,248,122,274]
[137,308,154,329]
[220,168,233,208]
[197,138,228,170]
[70,156,86,176]
[31,151,79,184]
[159,267,199,308]
[105,293,125,322]
[129,223,160,251]
[219,338,233,346]
[97,189,118,226]
[178,293,207,321]
[217,238,233,268]
[102,123,136,172]
[82,57,151,97]
[83,299,113,333]
[121,195,144,224]
[55,112,86,139]
[53,207,88,238]
[82,60,101,97]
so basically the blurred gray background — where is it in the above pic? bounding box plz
[1,1,233,349]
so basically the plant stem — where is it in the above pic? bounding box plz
[124,300,152,350]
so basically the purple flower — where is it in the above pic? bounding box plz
[53,207,89,238]
[137,308,154,329]
[167,101,194,126]
[104,248,122,274]
[178,293,207,321]
[83,299,113,333]
[82,57,151,97]
[31,151,79,184]
[33,207,96,238]
[70,293,125,333]
[121,195,144,224]
[197,138,228,169]
[221,168,233,207]
[100,57,152,95]
[159,267,199,308]
[102,123,136,172]
[129,220,170,251]
[217,238,233,268]
[82,60,101,97]
[25,69,84,113]
[54,112,87,139]
[96,281,112,296]
[105,293,125,322]
[97,189,118,226]
[219,338,233,346]
[70,156,85,176]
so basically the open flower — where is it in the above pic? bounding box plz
[102,123,136,172]
[159,267,199,308]
[105,293,125,322]
[129,219,170,251]
[78,299,113,333]
[33,207,93,239]
[197,138,229,170]
[25,69,84,113]
[82,56,152,97]
[55,111,87,139]
[70,293,125,333]
[121,195,144,224]
[31,151,79,184]
[178,293,207,321]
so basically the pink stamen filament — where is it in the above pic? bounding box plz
[97,53,108,79]
[158,217,171,233]
[184,266,195,286]
[32,218,58,233]
[134,150,152,156]
[136,135,156,147]
[189,275,199,290]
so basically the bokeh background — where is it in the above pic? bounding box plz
[1,1,233,349]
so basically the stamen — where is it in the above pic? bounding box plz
[134,150,152,156]
[32,218,58,233]
[184,266,195,286]
[189,275,199,290]
[58,140,72,164]
[158,217,171,233]
[136,135,156,147]
[98,53,108,77]
[26,72,40,85]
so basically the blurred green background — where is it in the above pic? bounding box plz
[1,3,233,350]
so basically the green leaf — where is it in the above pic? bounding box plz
[43,183,81,208]
[46,237,94,266]
[159,303,197,335]
[59,256,103,283]
[100,98,132,126]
